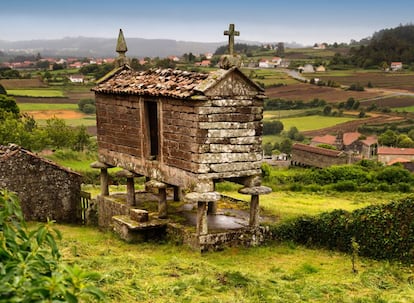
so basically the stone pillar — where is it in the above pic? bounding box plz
[238,186,272,227]
[116,170,138,206]
[173,186,181,201]
[207,201,217,215]
[145,180,168,219]
[185,192,221,236]
[90,161,112,196]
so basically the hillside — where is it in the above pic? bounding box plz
[0,37,225,58]
[350,24,414,67]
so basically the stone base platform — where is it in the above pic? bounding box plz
[112,215,169,243]
[96,192,273,252]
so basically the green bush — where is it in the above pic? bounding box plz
[0,190,104,302]
[272,197,414,262]
[331,180,357,192]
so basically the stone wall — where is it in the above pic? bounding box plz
[0,147,82,223]
[167,224,271,252]
[291,144,349,168]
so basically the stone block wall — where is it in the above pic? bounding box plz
[96,93,142,157]
[0,147,82,223]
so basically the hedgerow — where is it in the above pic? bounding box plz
[271,196,414,262]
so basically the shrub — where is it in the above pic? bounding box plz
[272,197,414,262]
[78,98,96,113]
[331,180,357,192]
[376,166,413,184]
[0,190,104,301]
[83,103,96,114]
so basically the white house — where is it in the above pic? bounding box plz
[259,59,270,68]
[390,62,403,71]
[271,57,282,66]
[69,75,84,83]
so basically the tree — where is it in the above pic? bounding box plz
[73,125,91,151]
[44,117,75,149]
[0,94,19,115]
[323,105,332,116]
[397,134,414,148]
[345,97,355,110]
[263,142,273,157]
[276,42,285,57]
[378,129,398,146]
[0,84,7,95]
[287,126,299,140]
[279,138,292,154]
[263,120,284,135]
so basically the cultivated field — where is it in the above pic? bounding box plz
[317,70,414,92]
[266,83,387,103]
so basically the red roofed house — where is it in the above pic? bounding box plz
[377,147,414,165]
[311,132,377,159]
[291,143,350,168]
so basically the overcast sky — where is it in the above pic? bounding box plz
[1,0,414,46]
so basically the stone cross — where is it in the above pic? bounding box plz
[224,24,239,56]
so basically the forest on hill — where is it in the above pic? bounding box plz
[350,24,414,68]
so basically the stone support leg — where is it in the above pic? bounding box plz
[207,201,217,215]
[158,188,168,219]
[197,201,208,235]
[173,186,181,202]
[249,194,259,227]
[126,177,135,206]
[100,168,109,196]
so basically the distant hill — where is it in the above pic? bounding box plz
[350,24,414,68]
[0,37,303,58]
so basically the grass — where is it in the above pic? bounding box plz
[7,89,65,97]
[18,103,79,111]
[395,106,414,112]
[51,224,414,303]
[280,116,356,132]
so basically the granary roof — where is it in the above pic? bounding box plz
[92,66,265,99]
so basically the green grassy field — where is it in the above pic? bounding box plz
[18,103,78,111]
[8,89,66,97]
[52,222,414,303]
[278,115,355,132]
[395,106,414,112]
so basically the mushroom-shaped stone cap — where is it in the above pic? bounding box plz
[115,169,137,178]
[184,192,221,203]
[90,161,111,169]
[145,179,168,189]
[238,186,272,196]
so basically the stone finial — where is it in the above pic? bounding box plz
[115,29,130,67]
[220,23,241,69]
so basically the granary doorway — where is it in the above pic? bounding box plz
[144,100,159,159]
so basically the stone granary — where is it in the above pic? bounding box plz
[91,27,271,250]
[0,144,82,223]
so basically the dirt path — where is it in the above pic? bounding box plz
[24,110,85,119]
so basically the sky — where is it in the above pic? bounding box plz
[1,0,414,46]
